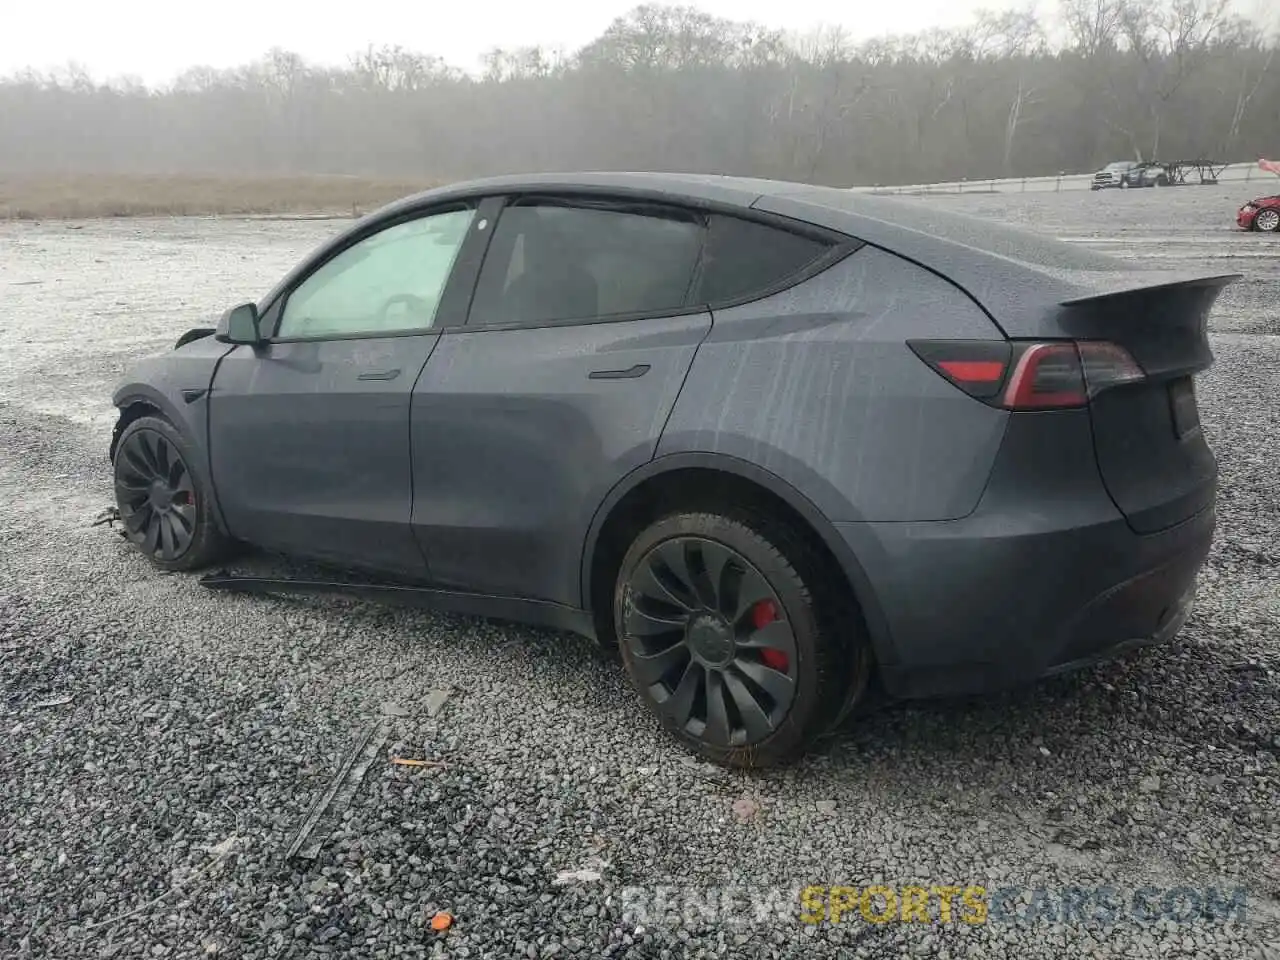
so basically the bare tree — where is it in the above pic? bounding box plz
[0,0,1274,187]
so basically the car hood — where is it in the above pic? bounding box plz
[1244,195,1280,206]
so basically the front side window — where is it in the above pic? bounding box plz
[468,201,704,327]
[278,207,475,339]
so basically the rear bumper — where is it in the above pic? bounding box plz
[836,411,1216,700]
[844,505,1212,700]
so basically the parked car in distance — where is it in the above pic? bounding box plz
[1237,194,1280,232]
[110,172,1237,768]
[1091,160,1170,189]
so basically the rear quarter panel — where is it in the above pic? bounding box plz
[657,245,1010,522]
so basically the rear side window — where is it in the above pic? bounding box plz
[692,215,831,306]
[469,201,704,326]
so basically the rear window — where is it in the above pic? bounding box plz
[691,215,831,305]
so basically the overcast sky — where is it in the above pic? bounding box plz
[6,0,1276,86]
[4,0,1037,85]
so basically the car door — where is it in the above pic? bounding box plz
[208,202,491,576]
[409,195,713,607]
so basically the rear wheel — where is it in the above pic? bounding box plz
[1255,208,1280,233]
[613,510,860,768]
[112,416,232,571]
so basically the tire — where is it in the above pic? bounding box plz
[1254,208,1280,233]
[613,509,867,768]
[112,415,233,572]
[1155,175,1169,187]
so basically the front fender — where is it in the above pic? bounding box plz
[110,339,236,533]
[110,381,195,456]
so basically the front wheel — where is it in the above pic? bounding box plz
[614,511,861,768]
[112,415,233,571]
[1254,208,1280,233]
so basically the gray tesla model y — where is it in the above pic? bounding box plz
[109,172,1236,767]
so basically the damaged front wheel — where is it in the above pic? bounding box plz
[112,415,232,571]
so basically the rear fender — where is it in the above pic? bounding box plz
[580,450,899,670]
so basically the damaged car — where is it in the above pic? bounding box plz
[110,172,1237,767]
[1236,194,1280,232]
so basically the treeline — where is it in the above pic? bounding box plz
[0,0,1276,187]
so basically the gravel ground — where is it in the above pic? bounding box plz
[1,188,1278,959]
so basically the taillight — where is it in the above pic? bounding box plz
[908,339,1145,410]
[906,339,1011,400]
[1076,341,1146,397]
[1003,343,1087,408]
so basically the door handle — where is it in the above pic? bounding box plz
[357,369,401,381]
[588,364,650,380]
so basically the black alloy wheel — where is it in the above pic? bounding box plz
[115,427,198,561]
[112,415,232,571]
[622,535,798,746]
[615,511,854,767]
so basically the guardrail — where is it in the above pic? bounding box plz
[848,161,1274,196]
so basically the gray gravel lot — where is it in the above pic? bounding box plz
[1,187,1278,959]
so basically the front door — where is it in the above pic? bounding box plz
[208,205,479,576]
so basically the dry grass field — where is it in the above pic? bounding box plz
[0,173,438,220]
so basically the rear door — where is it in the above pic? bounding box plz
[408,195,713,607]
[208,202,489,575]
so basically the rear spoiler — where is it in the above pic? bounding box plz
[1058,271,1241,306]
[1052,271,1241,380]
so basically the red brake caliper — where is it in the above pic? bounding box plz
[751,600,789,672]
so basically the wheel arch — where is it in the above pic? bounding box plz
[110,385,231,536]
[109,388,176,461]
[580,452,896,668]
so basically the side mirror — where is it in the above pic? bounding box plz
[215,303,262,345]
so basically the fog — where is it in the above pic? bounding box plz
[1,0,1276,187]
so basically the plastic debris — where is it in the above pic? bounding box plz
[423,688,452,717]
[286,719,390,860]
[553,868,603,885]
[32,694,74,708]
[91,506,120,528]
[390,757,448,769]
[731,797,759,821]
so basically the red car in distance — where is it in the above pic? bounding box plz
[1237,194,1280,232]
